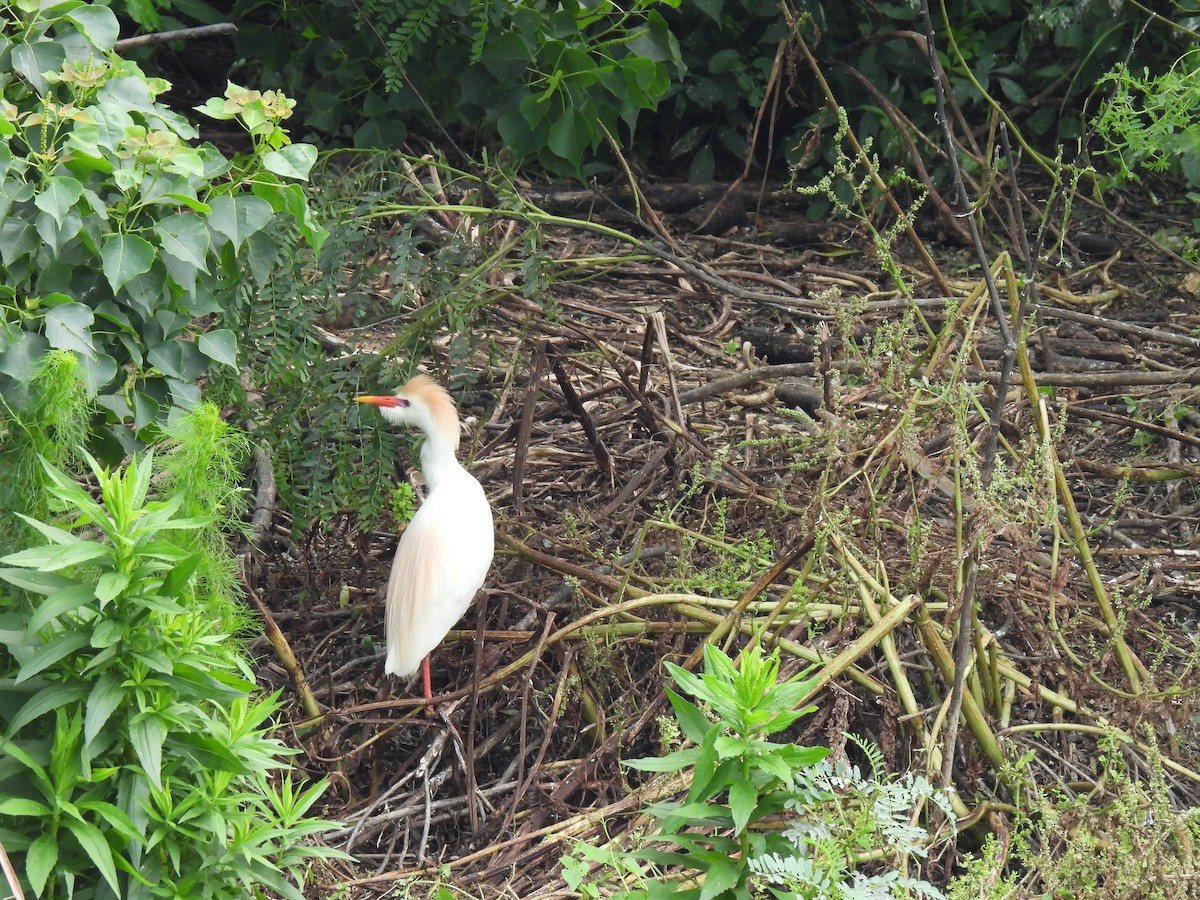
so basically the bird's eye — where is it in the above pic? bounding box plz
[395,398,411,408]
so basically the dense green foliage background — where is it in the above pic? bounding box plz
[214,0,1198,181]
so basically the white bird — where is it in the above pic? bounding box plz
[356,375,494,699]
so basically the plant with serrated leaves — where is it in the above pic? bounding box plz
[563,642,952,899]
[0,0,324,455]
[567,642,829,900]
[0,444,347,898]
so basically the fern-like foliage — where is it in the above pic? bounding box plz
[383,0,450,92]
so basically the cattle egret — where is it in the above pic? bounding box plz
[356,375,494,700]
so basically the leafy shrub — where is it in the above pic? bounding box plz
[234,0,682,175]
[564,641,950,899]
[0,414,346,897]
[0,0,322,455]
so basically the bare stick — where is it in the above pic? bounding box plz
[114,23,236,51]
[919,0,1021,788]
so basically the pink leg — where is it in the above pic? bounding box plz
[421,654,433,702]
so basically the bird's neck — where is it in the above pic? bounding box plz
[418,433,464,490]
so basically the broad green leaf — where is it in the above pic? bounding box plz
[547,108,584,165]
[667,688,712,744]
[246,228,280,285]
[0,798,52,816]
[131,451,154,508]
[129,713,166,789]
[698,857,740,900]
[642,801,727,822]
[29,582,95,632]
[26,831,57,896]
[0,331,49,382]
[688,727,719,802]
[8,683,90,731]
[775,744,829,769]
[35,206,83,255]
[0,218,37,268]
[12,513,75,546]
[146,340,185,379]
[85,672,126,745]
[161,192,211,213]
[95,570,130,603]
[197,329,237,369]
[170,732,251,775]
[262,143,317,180]
[39,457,108,525]
[728,778,756,835]
[11,40,65,95]
[621,747,698,772]
[63,818,121,895]
[194,96,234,121]
[64,5,120,50]
[15,632,90,683]
[207,194,272,251]
[77,351,118,394]
[34,176,84,227]
[100,233,155,293]
[167,376,201,409]
[44,302,97,358]
[77,801,138,843]
[0,568,74,594]
[154,213,210,269]
[3,540,111,572]
[90,617,123,649]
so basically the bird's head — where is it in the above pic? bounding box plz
[356,374,460,450]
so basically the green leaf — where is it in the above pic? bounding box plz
[688,727,719,802]
[154,214,210,269]
[26,831,57,897]
[95,570,130,604]
[194,96,235,121]
[63,5,120,50]
[0,568,74,595]
[29,582,95,632]
[547,108,584,166]
[0,798,52,816]
[85,672,126,745]
[12,40,65,95]
[622,747,699,772]
[2,539,111,572]
[667,688,713,744]
[15,632,91,684]
[130,713,166,789]
[34,176,84,227]
[63,818,121,895]
[698,857,740,900]
[207,194,273,251]
[76,800,137,840]
[262,144,317,180]
[8,683,90,732]
[100,233,155,293]
[197,329,238,369]
[0,331,49,382]
[728,778,756,835]
[14,513,76,546]
[44,302,97,358]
